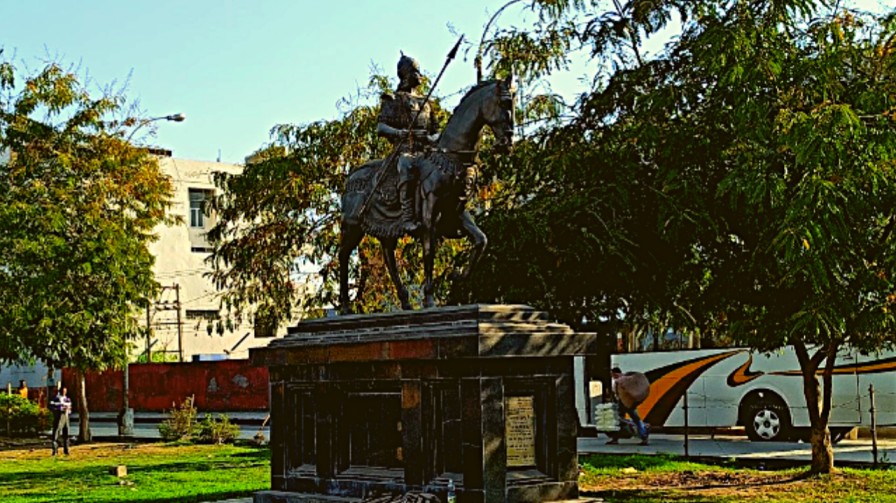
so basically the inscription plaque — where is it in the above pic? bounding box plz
[505,395,536,467]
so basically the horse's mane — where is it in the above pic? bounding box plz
[452,80,498,113]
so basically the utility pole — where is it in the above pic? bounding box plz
[147,284,184,362]
[175,284,183,362]
[145,304,152,362]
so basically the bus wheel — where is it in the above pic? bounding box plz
[745,397,791,442]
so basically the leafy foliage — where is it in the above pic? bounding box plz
[460,0,896,473]
[197,413,241,445]
[158,396,199,442]
[159,400,240,445]
[0,393,51,436]
[0,58,176,371]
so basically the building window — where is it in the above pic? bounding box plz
[189,189,214,228]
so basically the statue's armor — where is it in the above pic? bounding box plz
[379,91,436,155]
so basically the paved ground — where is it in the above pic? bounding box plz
[69,412,269,442]
[579,432,896,466]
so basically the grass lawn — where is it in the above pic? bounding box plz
[579,453,896,503]
[0,440,269,503]
[2,440,894,503]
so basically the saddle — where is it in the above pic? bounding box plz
[346,152,471,239]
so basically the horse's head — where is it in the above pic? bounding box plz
[439,77,515,154]
[482,75,514,153]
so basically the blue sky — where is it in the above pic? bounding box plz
[3,0,893,163]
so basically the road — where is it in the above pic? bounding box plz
[69,412,269,442]
[73,421,271,442]
[579,432,896,466]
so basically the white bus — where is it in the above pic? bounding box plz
[579,347,896,442]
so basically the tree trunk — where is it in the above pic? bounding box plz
[75,369,92,443]
[803,376,834,473]
[810,422,834,473]
[794,341,837,474]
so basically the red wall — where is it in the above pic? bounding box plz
[62,360,269,412]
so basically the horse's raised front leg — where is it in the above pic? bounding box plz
[339,224,364,314]
[422,228,438,308]
[380,238,411,310]
[451,210,488,282]
[420,193,438,308]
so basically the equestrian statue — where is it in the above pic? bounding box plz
[339,42,514,313]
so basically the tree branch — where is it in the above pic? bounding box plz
[612,0,644,68]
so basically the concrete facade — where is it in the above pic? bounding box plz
[146,155,285,362]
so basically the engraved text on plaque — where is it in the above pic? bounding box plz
[505,395,536,467]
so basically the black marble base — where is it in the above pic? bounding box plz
[251,305,595,503]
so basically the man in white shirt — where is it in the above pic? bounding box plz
[50,387,72,456]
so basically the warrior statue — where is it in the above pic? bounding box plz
[376,53,440,234]
[340,38,514,312]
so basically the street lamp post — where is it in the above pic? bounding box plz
[125,113,186,142]
[118,112,185,439]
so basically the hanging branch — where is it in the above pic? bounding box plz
[476,0,523,82]
[612,0,644,67]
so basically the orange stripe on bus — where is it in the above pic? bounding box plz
[770,359,896,376]
[637,351,741,420]
[727,354,764,386]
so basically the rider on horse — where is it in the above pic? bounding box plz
[377,53,455,234]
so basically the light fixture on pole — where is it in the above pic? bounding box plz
[125,113,186,142]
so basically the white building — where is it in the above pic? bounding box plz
[145,153,288,362]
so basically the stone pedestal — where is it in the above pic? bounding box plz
[251,304,595,503]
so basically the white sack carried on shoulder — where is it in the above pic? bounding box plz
[616,371,650,409]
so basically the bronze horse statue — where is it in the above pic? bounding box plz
[339,77,514,313]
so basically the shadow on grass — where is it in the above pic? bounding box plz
[24,490,256,503]
[0,456,268,486]
[125,458,269,474]
[0,464,122,485]
[585,473,813,503]
[225,449,271,461]
[584,489,726,503]
[671,469,806,490]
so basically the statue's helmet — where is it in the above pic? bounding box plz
[397,53,420,81]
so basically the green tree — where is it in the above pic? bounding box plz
[0,59,176,441]
[463,0,896,473]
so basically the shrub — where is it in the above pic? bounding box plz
[158,396,199,441]
[198,413,241,445]
[0,393,51,436]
